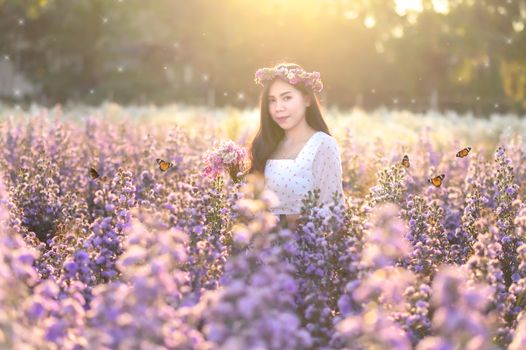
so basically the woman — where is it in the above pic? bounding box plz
[248,62,346,230]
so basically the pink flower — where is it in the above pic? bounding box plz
[202,140,248,183]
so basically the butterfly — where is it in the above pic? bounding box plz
[89,167,100,180]
[428,174,445,187]
[401,155,410,168]
[456,147,471,158]
[156,158,174,172]
[89,167,108,182]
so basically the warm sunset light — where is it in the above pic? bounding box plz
[2,1,526,349]
[395,0,424,15]
[395,0,450,15]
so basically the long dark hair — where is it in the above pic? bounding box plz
[248,63,331,175]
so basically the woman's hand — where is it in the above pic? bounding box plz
[286,214,300,230]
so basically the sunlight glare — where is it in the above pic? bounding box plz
[432,0,450,14]
[394,0,423,16]
[364,15,377,28]
[395,0,449,16]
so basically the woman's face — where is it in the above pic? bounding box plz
[267,79,311,131]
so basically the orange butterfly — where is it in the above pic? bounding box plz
[156,158,174,172]
[428,174,445,187]
[456,147,471,158]
[401,155,410,168]
[89,167,100,180]
[89,167,108,182]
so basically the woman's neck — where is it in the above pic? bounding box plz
[283,123,316,144]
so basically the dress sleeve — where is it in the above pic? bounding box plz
[312,137,346,210]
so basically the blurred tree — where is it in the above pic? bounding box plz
[0,0,525,115]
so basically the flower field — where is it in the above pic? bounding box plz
[2,103,526,349]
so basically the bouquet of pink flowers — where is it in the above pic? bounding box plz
[203,140,248,183]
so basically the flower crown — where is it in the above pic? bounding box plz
[254,65,324,93]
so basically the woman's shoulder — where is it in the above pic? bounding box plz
[315,132,340,151]
[317,131,337,142]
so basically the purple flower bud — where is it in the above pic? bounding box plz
[64,260,78,274]
[105,203,115,211]
[26,301,46,320]
[506,186,516,196]
[45,320,66,342]
[512,273,521,283]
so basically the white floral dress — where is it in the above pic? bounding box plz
[264,131,346,216]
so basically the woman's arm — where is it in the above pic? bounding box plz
[312,137,345,209]
[285,214,300,230]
